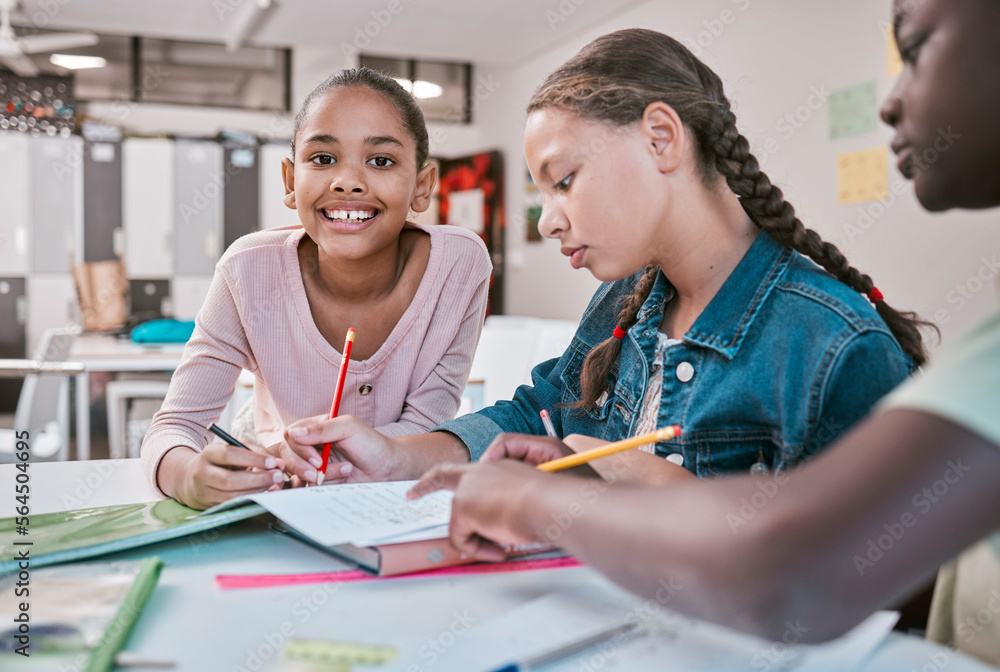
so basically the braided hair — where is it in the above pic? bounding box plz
[528,28,932,409]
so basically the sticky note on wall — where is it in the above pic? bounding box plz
[887,24,903,77]
[829,81,878,140]
[837,147,888,204]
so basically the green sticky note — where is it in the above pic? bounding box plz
[829,81,878,140]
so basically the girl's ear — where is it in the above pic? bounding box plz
[281,157,297,210]
[409,161,438,213]
[641,101,686,174]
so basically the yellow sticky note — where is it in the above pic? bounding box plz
[837,147,888,204]
[887,24,903,78]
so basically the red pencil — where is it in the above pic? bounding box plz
[317,328,355,486]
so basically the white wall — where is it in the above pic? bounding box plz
[482,0,999,349]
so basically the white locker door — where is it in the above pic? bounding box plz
[0,133,31,276]
[31,136,82,273]
[173,140,223,275]
[172,275,213,321]
[259,142,296,230]
[26,273,78,356]
[123,138,173,278]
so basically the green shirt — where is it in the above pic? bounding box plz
[881,308,1000,447]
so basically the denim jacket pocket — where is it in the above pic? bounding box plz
[559,337,614,421]
[689,430,777,478]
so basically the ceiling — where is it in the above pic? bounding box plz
[12,0,647,66]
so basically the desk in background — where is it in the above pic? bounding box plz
[0,460,992,672]
[69,333,184,460]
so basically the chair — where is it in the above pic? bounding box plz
[0,327,80,463]
[106,379,171,459]
[468,316,579,407]
[106,367,254,459]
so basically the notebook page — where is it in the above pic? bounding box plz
[242,481,453,547]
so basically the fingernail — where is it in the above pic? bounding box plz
[304,469,317,482]
[340,464,353,475]
[460,553,468,559]
[272,471,283,483]
[265,457,276,469]
[309,456,322,468]
[289,427,308,437]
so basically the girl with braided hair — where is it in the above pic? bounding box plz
[413,0,1000,657]
[280,28,921,489]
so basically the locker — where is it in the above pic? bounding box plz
[172,275,212,321]
[31,136,81,273]
[223,144,260,249]
[259,142,295,230]
[83,139,122,262]
[173,140,222,275]
[0,277,26,412]
[129,278,171,321]
[0,133,31,276]
[123,138,173,278]
[26,273,77,356]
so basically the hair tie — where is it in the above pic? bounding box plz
[612,326,627,340]
[867,287,884,303]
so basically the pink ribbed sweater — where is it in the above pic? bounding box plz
[141,222,491,494]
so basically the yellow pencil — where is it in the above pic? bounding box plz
[536,425,682,472]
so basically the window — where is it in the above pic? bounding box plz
[360,55,471,124]
[14,32,291,112]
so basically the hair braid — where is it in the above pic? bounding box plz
[705,103,932,365]
[571,266,658,409]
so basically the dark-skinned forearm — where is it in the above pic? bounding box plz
[515,410,1000,642]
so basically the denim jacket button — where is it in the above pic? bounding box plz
[675,361,695,382]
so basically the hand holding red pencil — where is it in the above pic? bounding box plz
[315,328,355,485]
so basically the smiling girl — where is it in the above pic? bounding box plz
[143,68,491,509]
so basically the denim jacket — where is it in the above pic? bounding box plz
[438,231,915,476]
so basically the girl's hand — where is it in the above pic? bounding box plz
[408,460,550,561]
[280,415,403,485]
[166,443,286,510]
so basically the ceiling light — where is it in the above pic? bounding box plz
[393,78,443,99]
[49,54,107,70]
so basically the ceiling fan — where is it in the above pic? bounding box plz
[0,0,98,77]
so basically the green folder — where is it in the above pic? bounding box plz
[0,500,264,575]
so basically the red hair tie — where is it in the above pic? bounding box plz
[612,326,627,340]
[867,287,884,303]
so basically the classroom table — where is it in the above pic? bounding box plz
[68,333,185,461]
[1,460,993,672]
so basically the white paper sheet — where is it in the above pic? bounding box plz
[379,581,899,672]
[204,481,452,547]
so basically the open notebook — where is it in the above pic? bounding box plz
[204,481,550,576]
[203,480,454,547]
